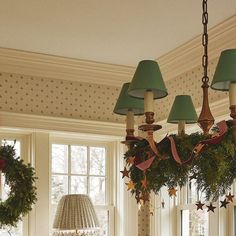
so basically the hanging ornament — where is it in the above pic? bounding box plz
[125,181,135,191]
[220,199,229,208]
[126,156,135,165]
[206,203,216,212]
[168,188,177,197]
[120,167,130,178]
[196,201,204,210]
[226,192,235,202]
[141,175,149,189]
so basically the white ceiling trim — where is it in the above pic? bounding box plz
[158,15,236,81]
[0,16,235,86]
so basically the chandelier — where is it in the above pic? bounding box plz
[113,0,236,209]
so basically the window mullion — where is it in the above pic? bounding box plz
[68,145,71,194]
[87,146,90,195]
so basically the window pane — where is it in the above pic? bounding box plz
[71,176,87,194]
[71,146,87,174]
[96,209,109,236]
[90,177,105,205]
[1,174,10,201]
[52,144,68,173]
[188,179,206,204]
[182,209,209,236]
[0,221,23,236]
[51,175,68,204]
[90,147,106,175]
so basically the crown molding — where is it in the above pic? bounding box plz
[0,47,134,87]
[0,111,125,138]
[158,15,236,81]
[0,16,235,86]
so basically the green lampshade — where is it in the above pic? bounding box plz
[167,95,198,124]
[211,49,236,91]
[113,83,144,115]
[128,60,168,99]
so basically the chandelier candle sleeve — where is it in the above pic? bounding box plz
[126,110,135,130]
[178,121,186,136]
[144,91,154,113]
[229,83,236,106]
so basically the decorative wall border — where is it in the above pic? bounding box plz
[0,16,235,86]
[0,96,230,140]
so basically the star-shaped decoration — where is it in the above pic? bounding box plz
[125,181,135,191]
[126,156,135,165]
[120,167,130,179]
[206,203,216,212]
[168,188,177,197]
[220,198,229,208]
[141,176,149,189]
[226,192,235,203]
[196,201,204,210]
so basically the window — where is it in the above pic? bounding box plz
[178,179,209,236]
[51,142,114,236]
[0,139,23,236]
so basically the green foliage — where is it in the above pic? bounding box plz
[0,144,37,227]
[124,121,236,201]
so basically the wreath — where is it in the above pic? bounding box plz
[0,143,37,228]
[123,120,236,202]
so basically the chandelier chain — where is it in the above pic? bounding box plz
[202,0,209,84]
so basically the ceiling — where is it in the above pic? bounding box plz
[0,0,235,66]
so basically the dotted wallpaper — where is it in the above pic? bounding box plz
[0,72,124,123]
[0,57,228,124]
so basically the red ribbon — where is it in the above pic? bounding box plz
[135,120,228,171]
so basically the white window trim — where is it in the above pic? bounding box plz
[0,132,33,236]
[50,137,116,236]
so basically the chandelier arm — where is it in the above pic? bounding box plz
[197,0,215,134]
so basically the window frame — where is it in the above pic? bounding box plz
[0,132,31,236]
[50,137,115,236]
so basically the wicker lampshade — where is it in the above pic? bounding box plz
[53,194,99,234]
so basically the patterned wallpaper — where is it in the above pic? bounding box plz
[0,57,228,124]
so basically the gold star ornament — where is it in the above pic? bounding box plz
[168,188,177,197]
[125,181,135,191]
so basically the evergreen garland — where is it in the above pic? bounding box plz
[124,121,236,201]
[0,143,37,227]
